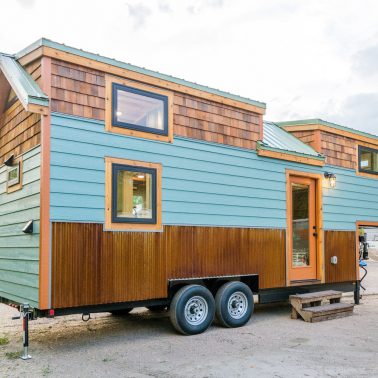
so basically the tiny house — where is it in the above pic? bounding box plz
[1,39,378,335]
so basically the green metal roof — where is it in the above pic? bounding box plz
[0,53,49,109]
[15,38,266,110]
[277,118,378,142]
[259,121,324,160]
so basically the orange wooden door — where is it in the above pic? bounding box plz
[288,176,317,282]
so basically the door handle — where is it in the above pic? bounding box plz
[313,225,317,237]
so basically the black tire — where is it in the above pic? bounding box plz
[215,281,254,328]
[147,305,167,312]
[110,308,133,316]
[170,285,215,335]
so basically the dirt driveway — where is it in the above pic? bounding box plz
[1,293,378,378]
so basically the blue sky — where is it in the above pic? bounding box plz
[2,0,378,134]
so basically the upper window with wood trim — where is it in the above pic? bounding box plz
[105,157,162,231]
[106,75,173,143]
[112,83,168,135]
[359,145,378,176]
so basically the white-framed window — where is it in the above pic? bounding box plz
[7,163,20,187]
[6,158,23,193]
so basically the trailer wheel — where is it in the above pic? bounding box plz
[215,281,253,328]
[110,308,133,316]
[170,285,215,335]
[147,305,167,312]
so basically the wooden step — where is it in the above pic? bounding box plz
[289,290,342,304]
[302,303,354,323]
[303,302,354,315]
[290,290,354,322]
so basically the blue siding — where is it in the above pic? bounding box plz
[50,113,378,231]
[0,146,40,307]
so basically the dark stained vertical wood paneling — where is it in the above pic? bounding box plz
[51,223,285,308]
[325,231,357,283]
[167,227,285,289]
[52,223,168,308]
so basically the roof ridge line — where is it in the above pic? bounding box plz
[15,38,266,110]
[277,118,378,141]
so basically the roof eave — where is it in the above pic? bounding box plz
[15,38,266,112]
[277,119,378,143]
[256,141,325,166]
[0,53,49,115]
[14,38,45,61]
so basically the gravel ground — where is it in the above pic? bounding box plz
[363,248,378,295]
[1,294,378,378]
[1,251,377,378]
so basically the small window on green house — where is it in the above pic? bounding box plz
[7,163,20,187]
[359,146,378,175]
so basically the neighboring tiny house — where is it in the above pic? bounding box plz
[1,39,378,335]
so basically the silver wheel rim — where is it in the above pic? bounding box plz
[227,291,248,319]
[184,296,208,325]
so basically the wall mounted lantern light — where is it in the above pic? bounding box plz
[22,220,34,234]
[324,172,336,188]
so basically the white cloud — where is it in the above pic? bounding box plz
[126,2,153,29]
[16,0,36,7]
[187,0,225,14]
[158,1,172,13]
[352,45,378,78]
[325,93,378,135]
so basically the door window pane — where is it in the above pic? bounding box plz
[292,183,310,267]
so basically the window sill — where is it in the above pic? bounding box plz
[103,224,163,232]
[356,170,378,179]
[6,182,23,193]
